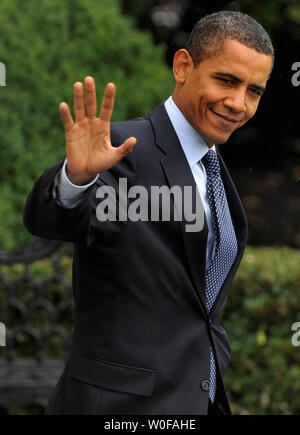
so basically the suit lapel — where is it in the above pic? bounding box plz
[148,104,209,316]
[147,103,248,318]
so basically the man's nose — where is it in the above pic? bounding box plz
[223,89,247,113]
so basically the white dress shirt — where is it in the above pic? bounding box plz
[56,96,217,270]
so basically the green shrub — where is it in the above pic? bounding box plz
[223,246,300,415]
[0,245,299,414]
[0,0,173,249]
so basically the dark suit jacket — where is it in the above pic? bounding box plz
[23,103,247,415]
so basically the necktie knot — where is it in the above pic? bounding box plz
[201,149,220,177]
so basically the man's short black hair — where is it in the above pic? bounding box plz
[185,11,274,71]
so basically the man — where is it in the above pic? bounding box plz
[23,11,274,415]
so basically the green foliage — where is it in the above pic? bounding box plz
[0,245,73,365]
[223,246,300,415]
[0,245,299,414]
[0,0,173,249]
[240,0,300,39]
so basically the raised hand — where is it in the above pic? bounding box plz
[59,77,136,185]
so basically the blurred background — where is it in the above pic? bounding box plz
[0,0,299,415]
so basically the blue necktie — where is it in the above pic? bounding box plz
[201,149,238,402]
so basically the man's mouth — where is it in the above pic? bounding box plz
[210,109,241,124]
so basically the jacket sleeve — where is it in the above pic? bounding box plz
[23,126,137,246]
[23,158,95,246]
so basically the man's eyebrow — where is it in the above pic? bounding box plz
[214,72,266,94]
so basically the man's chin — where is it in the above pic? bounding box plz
[216,137,231,145]
[197,128,233,147]
[207,134,232,146]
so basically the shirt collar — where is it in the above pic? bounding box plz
[164,96,216,168]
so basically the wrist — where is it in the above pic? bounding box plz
[66,166,95,186]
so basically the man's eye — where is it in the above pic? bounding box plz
[219,78,233,84]
[249,88,262,97]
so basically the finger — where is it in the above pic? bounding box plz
[116,136,137,158]
[59,102,74,132]
[99,82,115,122]
[73,82,85,122]
[84,76,97,119]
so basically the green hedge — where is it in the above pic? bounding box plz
[0,0,173,249]
[223,246,300,415]
[0,245,299,414]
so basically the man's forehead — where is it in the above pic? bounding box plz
[206,39,273,82]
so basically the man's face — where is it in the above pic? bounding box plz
[173,39,273,146]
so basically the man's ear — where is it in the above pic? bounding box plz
[173,49,194,84]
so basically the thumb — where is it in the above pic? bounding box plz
[116,137,137,159]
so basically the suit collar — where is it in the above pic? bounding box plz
[146,103,178,154]
[164,96,216,169]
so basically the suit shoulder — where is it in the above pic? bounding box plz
[110,116,154,145]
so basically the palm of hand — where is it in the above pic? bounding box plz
[59,77,136,185]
